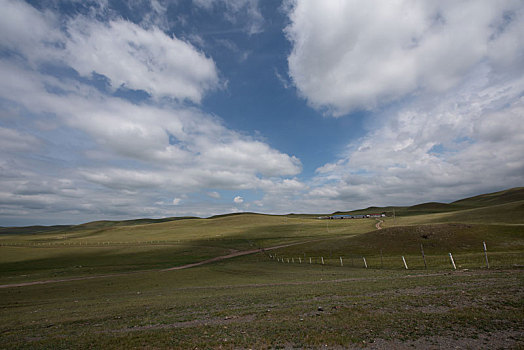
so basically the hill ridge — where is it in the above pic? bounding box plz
[1,187,523,233]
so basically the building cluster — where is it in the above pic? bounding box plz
[318,213,386,220]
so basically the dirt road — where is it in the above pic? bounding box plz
[376,219,383,230]
[0,240,313,289]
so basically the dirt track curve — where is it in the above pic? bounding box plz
[162,241,306,271]
[0,240,313,289]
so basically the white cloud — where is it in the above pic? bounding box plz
[285,0,524,116]
[172,197,182,205]
[0,1,219,103]
[308,72,524,208]
[0,127,41,152]
[200,139,301,177]
[233,196,244,204]
[274,68,290,89]
[207,191,221,199]
[0,0,63,64]
[65,18,219,103]
[0,59,302,192]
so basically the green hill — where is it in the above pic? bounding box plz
[428,200,524,225]
[452,187,524,207]
[0,217,198,235]
[3,187,522,236]
[335,187,524,217]
[276,223,524,257]
[0,225,73,235]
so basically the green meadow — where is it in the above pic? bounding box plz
[1,188,523,348]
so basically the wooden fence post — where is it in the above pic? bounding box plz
[321,257,324,265]
[402,256,408,270]
[483,242,489,269]
[340,257,343,267]
[420,244,427,269]
[449,253,456,270]
[363,257,368,268]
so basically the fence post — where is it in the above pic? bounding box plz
[483,242,489,269]
[340,257,343,267]
[309,257,312,264]
[420,244,427,269]
[321,257,324,265]
[449,253,457,270]
[363,257,368,268]
[402,256,408,270]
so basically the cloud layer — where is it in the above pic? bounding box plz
[310,78,524,209]
[0,0,301,224]
[285,0,524,210]
[285,0,524,116]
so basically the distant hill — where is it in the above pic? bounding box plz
[0,225,73,235]
[73,216,199,230]
[452,187,524,207]
[2,187,522,233]
[408,202,454,210]
[207,212,267,219]
[335,187,524,217]
[0,216,198,235]
[426,200,524,225]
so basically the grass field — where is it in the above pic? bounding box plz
[1,188,523,348]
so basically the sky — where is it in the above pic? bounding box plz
[1,0,523,226]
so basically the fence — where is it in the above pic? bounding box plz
[268,242,524,270]
[0,240,184,247]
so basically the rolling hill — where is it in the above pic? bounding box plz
[1,186,523,237]
[333,186,524,218]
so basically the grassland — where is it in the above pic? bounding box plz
[1,187,523,348]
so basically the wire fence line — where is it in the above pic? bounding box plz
[0,240,186,247]
[2,239,523,270]
[267,242,524,270]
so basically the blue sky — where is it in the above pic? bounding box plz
[1,0,523,226]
